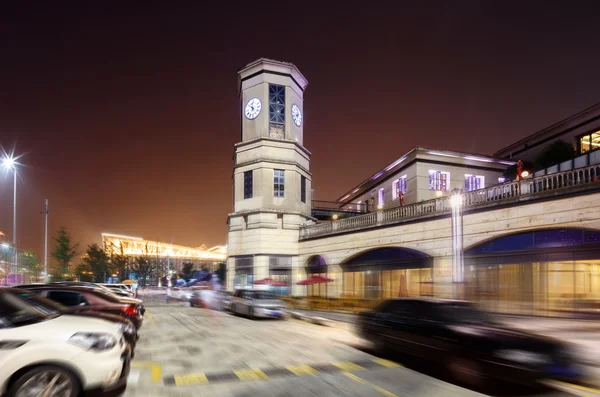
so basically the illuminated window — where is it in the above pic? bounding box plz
[301,175,306,203]
[269,84,285,139]
[244,171,253,199]
[274,169,285,197]
[392,176,407,199]
[378,188,385,207]
[464,175,484,192]
[579,131,600,154]
[429,170,449,191]
[357,200,362,211]
[498,177,506,184]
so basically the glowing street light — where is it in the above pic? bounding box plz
[1,243,10,249]
[2,152,20,284]
[521,170,530,179]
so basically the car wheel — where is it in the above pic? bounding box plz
[8,365,80,397]
[248,306,255,319]
[447,356,484,387]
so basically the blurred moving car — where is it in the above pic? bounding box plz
[170,287,192,302]
[16,285,144,329]
[9,288,138,353]
[0,288,130,397]
[218,291,233,311]
[100,284,135,298]
[230,290,287,319]
[358,298,581,386]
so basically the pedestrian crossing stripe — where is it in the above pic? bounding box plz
[163,358,400,386]
[174,373,208,386]
[234,369,269,381]
[286,364,319,376]
[332,361,365,371]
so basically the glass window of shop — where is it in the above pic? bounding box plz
[465,260,600,315]
[341,268,433,301]
[579,131,600,154]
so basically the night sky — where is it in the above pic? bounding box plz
[1,1,599,257]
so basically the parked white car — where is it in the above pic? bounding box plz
[0,289,130,397]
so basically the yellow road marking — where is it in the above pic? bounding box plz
[286,364,319,376]
[234,369,269,381]
[174,373,208,386]
[131,361,162,384]
[333,361,365,371]
[372,358,401,368]
[551,381,600,394]
[343,372,399,397]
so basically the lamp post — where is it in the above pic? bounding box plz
[450,189,464,298]
[2,156,17,284]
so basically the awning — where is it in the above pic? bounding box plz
[296,275,334,285]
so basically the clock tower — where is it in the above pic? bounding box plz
[226,59,312,292]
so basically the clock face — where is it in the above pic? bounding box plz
[244,98,262,120]
[291,104,302,127]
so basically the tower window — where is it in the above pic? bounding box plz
[269,84,285,139]
[244,170,253,199]
[274,169,285,197]
[301,175,306,203]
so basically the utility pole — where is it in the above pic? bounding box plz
[41,199,50,282]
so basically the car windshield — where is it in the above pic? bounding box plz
[438,303,492,324]
[252,292,276,300]
[0,291,60,328]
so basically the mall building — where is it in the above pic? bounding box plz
[226,58,600,315]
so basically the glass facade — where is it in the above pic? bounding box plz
[465,261,600,315]
[579,131,600,154]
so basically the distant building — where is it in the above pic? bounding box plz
[101,233,226,274]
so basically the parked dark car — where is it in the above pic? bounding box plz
[16,285,144,329]
[6,288,138,353]
[19,282,145,315]
[358,298,581,386]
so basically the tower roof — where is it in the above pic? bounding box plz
[238,58,308,90]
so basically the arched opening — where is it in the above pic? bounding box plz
[304,255,328,297]
[463,228,600,315]
[338,247,433,307]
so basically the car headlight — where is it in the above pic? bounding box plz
[69,333,117,351]
[495,349,549,365]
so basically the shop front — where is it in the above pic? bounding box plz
[464,228,600,316]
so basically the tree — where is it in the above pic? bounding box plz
[130,243,152,287]
[104,241,129,280]
[534,140,575,170]
[51,227,80,280]
[84,244,110,283]
[19,250,42,282]
[74,263,93,282]
[181,262,194,281]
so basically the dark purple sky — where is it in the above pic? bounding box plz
[0,1,599,257]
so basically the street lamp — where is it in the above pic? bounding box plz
[450,189,464,285]
[2,155,18,284]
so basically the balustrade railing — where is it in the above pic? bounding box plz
[299,163,600,240]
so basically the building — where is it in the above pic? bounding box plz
[102,233,226,274]
[227,58,600,316]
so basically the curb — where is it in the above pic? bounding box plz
[290,311,333,326]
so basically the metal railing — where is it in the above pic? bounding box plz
[300,164,600,240]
